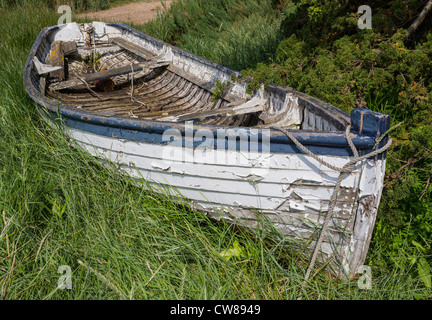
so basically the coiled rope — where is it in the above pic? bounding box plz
[271,125,393,281]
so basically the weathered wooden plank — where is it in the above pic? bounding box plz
[46,40,65,81]
[166,65,238,103]
[158,96,266,122]
[109,38,238,103]
[50,63,140,90]
[33,56,63,75]
[63,41,77,56]
[49,61,169,91]
[39,75,46,95]
[70,131,360,200]
[77,45,121,56]
[112,37,157,60]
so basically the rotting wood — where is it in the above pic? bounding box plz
[77,45,121,57]
[39,75,47,95]
[112,37,157,60]
[76,75,108,101]
[90,36,237,103]
[94,78,115,92]
[33,56,63,76]
[167,65,238,103]
[49,61,170,91]
[158,96,266,122]
[63,41,77,56]
[46,40,65,81]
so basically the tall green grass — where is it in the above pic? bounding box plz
[0,2,430,300]
[0,0,128,12]
[141,0,283,71]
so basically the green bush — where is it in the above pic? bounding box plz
[240,1,432,278]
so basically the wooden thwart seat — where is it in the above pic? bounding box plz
[111,37,157,60]
[49,60,169,91]
[47,37,170,91]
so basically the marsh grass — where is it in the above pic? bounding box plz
[0,2,430,300]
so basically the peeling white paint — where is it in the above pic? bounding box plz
[151,162,171,171]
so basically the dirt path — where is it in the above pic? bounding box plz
[77,0,175,25]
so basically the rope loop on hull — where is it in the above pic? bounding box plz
[272,125,393,281]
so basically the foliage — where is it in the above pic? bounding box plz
[241,0,432,282]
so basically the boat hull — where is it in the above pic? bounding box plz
[42,107,386,279]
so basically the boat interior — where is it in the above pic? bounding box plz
[31,22,349,132]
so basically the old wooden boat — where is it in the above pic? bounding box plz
[24,22,392,280]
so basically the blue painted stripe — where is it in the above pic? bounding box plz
[44,109,375,157]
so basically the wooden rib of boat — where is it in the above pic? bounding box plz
[24,22,392,280]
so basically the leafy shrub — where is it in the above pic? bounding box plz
[239,0,432,277]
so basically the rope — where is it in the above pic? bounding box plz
[271,127,392,173]
[345,125,359,158]
[77,76,109,101]
[271,126,393,281]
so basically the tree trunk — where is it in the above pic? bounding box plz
[406,0,432,38]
